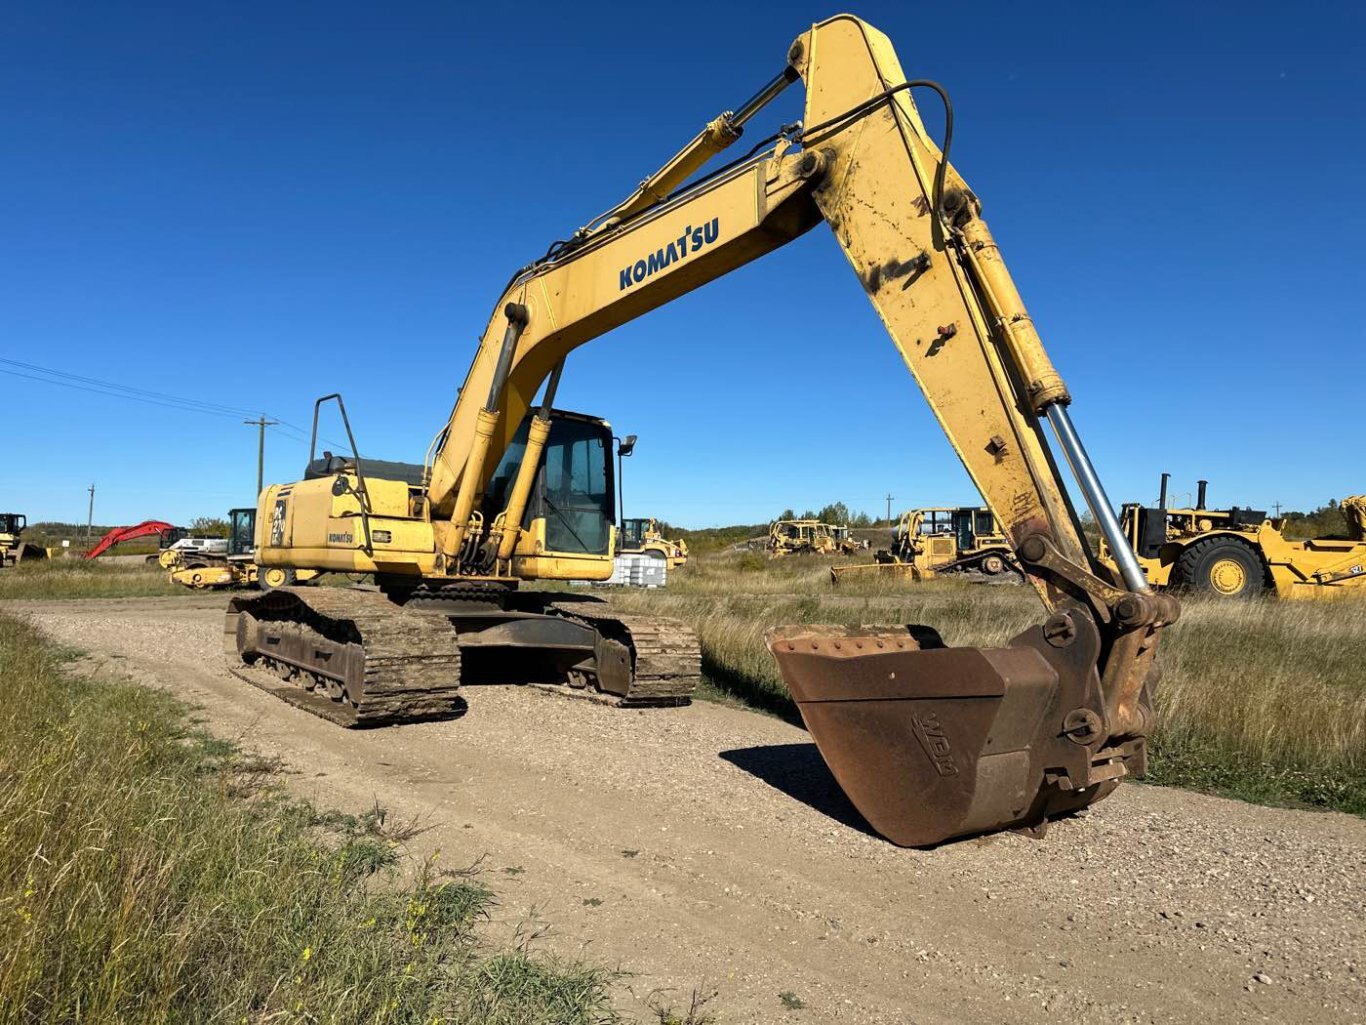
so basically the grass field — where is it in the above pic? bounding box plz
[5,551,1363,817]
[0,613,626,1025]
[0,559,185,600]
[608,552,1366,816]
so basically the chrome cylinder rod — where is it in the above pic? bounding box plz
[730,67,800,129]
[485,302,529,410]
[1044,403,1149,592]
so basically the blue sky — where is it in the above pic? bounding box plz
[3,1,1362,528]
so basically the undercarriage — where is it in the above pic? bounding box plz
[225,582,701,726]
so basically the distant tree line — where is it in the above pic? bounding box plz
[651,500,889,554]
[1279,500,1351,540]
[22,514,232,549]
[774,502,878,527]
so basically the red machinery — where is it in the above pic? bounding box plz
[84,520,176,560]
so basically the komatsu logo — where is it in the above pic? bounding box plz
[618,218,720,291]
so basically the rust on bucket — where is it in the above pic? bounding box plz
[766,618,1138,847]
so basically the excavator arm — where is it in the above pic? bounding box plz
[85,520,176,560]
[431,18,1142,606]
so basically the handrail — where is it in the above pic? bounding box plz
[310,393,374,557]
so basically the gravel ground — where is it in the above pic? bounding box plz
[9,596,1365,1025]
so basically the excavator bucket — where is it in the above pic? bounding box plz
[766,621,1133,847]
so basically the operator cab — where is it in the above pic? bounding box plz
[228,508,256,558]
[482,409,616,556]
[158,526,189,550]
[951,507,997,550]
[906,509,953,537]
[620,518,649,548]
[0,513,25,535]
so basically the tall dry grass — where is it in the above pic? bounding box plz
[0,613,622,1024]
[0,559,184,600]
[1150,596,1366,808]
[612,551,1366,813]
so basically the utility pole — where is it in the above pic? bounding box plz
[86,483,95,538]
[244,415,278,497]
[1273,501,1282,517]
[885,493,894,525]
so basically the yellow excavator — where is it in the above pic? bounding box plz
[226,15,1178,847]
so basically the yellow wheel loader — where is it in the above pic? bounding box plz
[0,513,47,568]
[224,15,1178,847]
[832,506,1019,583]
[1113,474,1366,599]
[618,517,688,568]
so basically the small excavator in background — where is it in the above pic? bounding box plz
[1112,474,1366,599]
[0,513,46,567]
[84,520,177,560]
[831,506,1019,583]
[225,15,1178,847]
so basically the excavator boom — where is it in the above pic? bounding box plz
[242,15,1177,846]
[85,520,176,560]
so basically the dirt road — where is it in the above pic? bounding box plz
[10,597,1364,1024]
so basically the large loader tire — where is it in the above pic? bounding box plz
[1175,538,1267,599]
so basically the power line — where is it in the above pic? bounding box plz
[0,356,263,418]
[2,355,350,450]
[0,364,245,419]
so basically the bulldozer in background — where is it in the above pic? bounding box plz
[0,513,47,567]
[831,506,1019,583]
[828,524,869,553]
[1110,474,1366,599]
[617,517,689,568]
[767,519,862,556]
